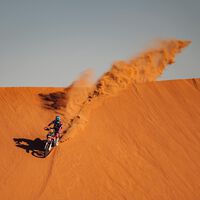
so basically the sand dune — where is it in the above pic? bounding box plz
[0,78,200,200]
[1,39,200,199]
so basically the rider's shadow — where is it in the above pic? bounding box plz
[13,137,45,158]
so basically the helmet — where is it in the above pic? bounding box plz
[55,116,60,123]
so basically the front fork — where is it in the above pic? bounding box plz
[55,133,60,146]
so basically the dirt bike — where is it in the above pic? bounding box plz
[44,127,60,157]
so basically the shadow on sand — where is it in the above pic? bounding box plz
[13,138,45,158]
[38,91,67,116]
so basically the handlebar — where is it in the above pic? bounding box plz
[44,127,54,131]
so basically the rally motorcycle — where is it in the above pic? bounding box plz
[44,127,60,157]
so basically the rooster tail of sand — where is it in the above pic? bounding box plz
[62,39,191,139]
[64,70,95,122]
[95,39,191,95]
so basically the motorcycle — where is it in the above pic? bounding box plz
[44,127,60,157]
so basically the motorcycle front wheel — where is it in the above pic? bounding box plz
[44,141,52,157]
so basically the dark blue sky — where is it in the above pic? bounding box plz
[0,0,199,86]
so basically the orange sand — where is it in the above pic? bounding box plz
[0,79,200,200]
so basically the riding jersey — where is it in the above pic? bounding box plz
[48,120,62,133]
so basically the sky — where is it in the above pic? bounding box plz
[0,0,200,87]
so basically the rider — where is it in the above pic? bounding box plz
[47,116,63,145]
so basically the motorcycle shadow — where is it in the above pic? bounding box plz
[13,137,46,158]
